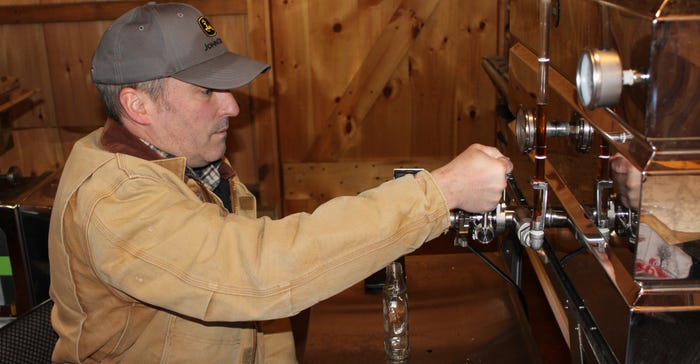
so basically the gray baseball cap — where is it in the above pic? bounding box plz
[91,2,270,89]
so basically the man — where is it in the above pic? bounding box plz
[48,3,513,363]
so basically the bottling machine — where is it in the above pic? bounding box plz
[459,0,700,362]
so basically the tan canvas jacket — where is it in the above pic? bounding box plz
[48,120,450,363]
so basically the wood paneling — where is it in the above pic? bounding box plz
[272,0,500,213]
[0,0,247,24]
[283,159,445,214]
[2,0,501,215]
[0,129,63,174]
[244,0,280,213]
[0,0,279,208]
[0,22,55,130]
[43,21,107,130]
[303,0,441,161]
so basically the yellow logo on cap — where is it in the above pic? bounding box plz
[197,16,216,37]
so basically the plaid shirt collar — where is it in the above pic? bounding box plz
[140,138,222,191]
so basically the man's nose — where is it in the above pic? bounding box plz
[218,91,240,117]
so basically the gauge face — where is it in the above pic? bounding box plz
[576,50,596,109]
[576,49,623,109]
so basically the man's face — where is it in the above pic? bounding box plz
[151,78,240,167]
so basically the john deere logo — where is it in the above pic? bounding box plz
[198,16,217,37]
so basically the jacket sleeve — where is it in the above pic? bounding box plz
[85,161,449,322]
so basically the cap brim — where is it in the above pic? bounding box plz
[173,52,270,90]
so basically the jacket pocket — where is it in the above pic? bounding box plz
[162,315,257,363]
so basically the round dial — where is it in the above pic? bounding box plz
[576,51,596,109]
[576,49,623,109]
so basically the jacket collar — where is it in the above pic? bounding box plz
[99,118,236,180]
[101,118,162,161]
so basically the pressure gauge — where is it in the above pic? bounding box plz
[576,49,623,109]
[576,48,649,110]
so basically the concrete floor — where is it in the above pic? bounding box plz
[298,240,570,363]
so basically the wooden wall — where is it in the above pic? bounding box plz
[271,0,501,215]
[1,0,502,217]
[0,0,280,212]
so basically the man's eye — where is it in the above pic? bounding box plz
[203,88,214,95]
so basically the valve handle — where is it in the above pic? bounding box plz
[473,213,495,244]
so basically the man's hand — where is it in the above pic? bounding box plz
[431,144,513,212]
[611,153,642,209]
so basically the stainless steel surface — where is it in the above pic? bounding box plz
[490,0,700,362]
[583,0,700,149]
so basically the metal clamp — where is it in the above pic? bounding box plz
[516,109,594,153]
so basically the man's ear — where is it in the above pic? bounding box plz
[119,87,151,126]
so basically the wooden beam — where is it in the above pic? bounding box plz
[0,89,38,114]
[282,159,446,215]
[305,0,441,161]
[525,247,571,348]
[0,0,246,25]
[0,76,19,103]
[246,0,281,216]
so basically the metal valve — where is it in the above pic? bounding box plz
[447,175,575,250]
[450,190,509,247]
[611,198,639,244]
[450,209,481,247]
[474,213,495,243]
[450,210,497,246]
